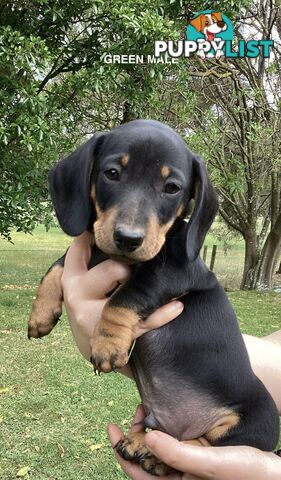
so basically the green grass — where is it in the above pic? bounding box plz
[0,292,139,480]
[0,225,71,288]
[228,291,281,336]
[204,225,245,290]
[0,226,280,479]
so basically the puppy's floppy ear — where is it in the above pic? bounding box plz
[185,155,218,261]
[190,14,204,32]
[48,132,106,236]
[212,12,223,22]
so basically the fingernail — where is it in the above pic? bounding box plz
[173,301,184,311]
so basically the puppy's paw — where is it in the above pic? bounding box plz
[90,335,131,373]
[215,50,224,59]
[28,265,63,339]
[116,432,168,476]
[28,299,62,338]
[90,304,137,373]
[198,50,206,59]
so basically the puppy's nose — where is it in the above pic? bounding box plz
[114,228,144,252]
[217,20,225,28]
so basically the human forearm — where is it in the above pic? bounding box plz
[243,333,281,414]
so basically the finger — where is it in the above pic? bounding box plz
[108,424,149,479]
[108,425,180,480]
[182,476,199,480]
[145,431,220,477]
[135,301,184,338]
[145,432,272,480]
[64,258,131,300]
[108,423,125,448]
[63,232,93,279]
[130,404,146,433]
[79,259,131,299]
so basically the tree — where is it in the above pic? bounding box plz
[0,0,249,240]
[148,0,281,289]
[0,0,178,239]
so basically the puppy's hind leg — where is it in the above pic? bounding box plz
[28,255,65,339]
[116,433,211,477]
[116,432,168,477]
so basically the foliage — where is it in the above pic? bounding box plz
[0,1,173,239]
[147,0,281,289]
[0,0,250,240]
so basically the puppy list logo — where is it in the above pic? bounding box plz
[187,10,233,59]
[154,9,273,59]
[102,9,274,64]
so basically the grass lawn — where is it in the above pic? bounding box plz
[0,226,281,479]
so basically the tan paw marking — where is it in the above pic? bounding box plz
[115,432,168,477]
[28,265,63,339]
[90,336,131,373]
[90,306,138,373]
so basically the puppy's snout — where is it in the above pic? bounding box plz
[114,228,144,253]
[217,20,225,28]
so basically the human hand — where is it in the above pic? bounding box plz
[108,405,281,479]
[61,232,184,364]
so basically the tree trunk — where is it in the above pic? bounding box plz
[251,212,281,289]
[120,101,136,124]
[240,230,258,289]
[276,259,281,274]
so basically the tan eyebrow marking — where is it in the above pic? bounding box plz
[161,166,170,178]
[121,154,129,167]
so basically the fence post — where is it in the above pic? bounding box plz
[210,245,217,271]
[202,245,208,262]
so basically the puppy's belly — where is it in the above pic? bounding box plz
[130,318,229,441]
[132,367,225,440]
[129,292,251,442]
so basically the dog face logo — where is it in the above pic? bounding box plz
[190,12,227,42]
[186,10,234,58]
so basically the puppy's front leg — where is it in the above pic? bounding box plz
[90,256,183,373]
[28,239,107,339]
[90,302,138,373]
[28,256,65,338]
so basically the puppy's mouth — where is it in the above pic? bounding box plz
[94,239,162,264]
[93,210,174,263]
[206,30,215,41]
[108,253,137,265]
[93,228,165,264]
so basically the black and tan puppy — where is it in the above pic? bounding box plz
[28,120,279,476]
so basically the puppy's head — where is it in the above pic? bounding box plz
[49,120,218,262]
[190,12,226,40]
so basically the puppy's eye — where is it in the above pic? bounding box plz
[104,168,120,181]
[163,183,181,195]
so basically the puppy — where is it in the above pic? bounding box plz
[28,120,279,476]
